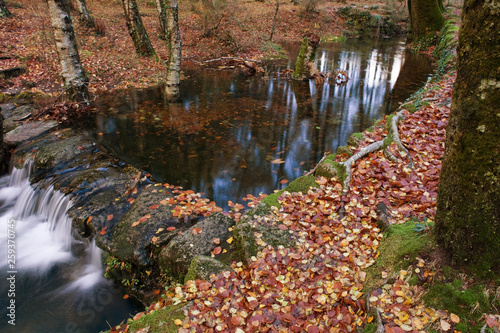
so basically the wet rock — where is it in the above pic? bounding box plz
[184,255,232,283]
[158,212,235,277]
[102,184,202,267]
[1,104,35,132]
[4,120,59,147]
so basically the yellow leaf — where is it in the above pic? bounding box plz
[450,313,460,324]
[440,319,451,331]
[227,237,233,244]
[174,319,183,326]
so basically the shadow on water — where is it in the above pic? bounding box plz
[88,38,433,210]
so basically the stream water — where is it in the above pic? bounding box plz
[0,163,138,333]
[90,38,433,210]
[0,37,432,332]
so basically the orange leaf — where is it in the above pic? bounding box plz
[213,238,220,245]
[154,289,161,295]
[213,246,222,255]
[280,179,289,184]
[149,204,159,210]
[86,216,93,224]
[152,236,158,243]
[123,294,129,299]
[192,227,202,235]
[450,313,460,324]
[107,214,113,221]
[131,221,140,227]
[99,227,107,235]
[159,199,168,205]
[167,226,176,231]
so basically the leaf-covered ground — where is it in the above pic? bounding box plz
[0,0,382,97]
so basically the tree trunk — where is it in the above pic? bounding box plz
[75,0,94,27]
[0,0,12,18]
[121,0,157,58]
[435,0,500,274]
[269,0,279,42]
[165,0,181,101]
[155,0,169,40]
[408,0,444,42]
[292,34,320,81]
[46,0,89,102]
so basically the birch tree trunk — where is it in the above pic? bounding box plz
[121,0,157,58]
[155,0,169,40]
[165,0,181,101]
[46,0,89,102]
[435,0,500,274]
[0,0,12,18]
[75,0,94,27]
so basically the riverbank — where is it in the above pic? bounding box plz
[105,14,500,333]
[0,0,406,100]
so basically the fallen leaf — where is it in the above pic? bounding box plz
[213,246,222,255]
[107,214,113,220]
[440,319,451,331]
[450,313,460,324]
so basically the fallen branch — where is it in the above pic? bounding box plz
[390,110,414,168]
[304,152,328,176]
[186,56,262,65]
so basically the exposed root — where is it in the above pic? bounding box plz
[341,140,385,195]
[383,147,401,163]
[390,110,414,168]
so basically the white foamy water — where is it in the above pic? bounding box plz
[0,161,103,281]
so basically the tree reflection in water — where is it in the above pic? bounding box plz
[90,38,433,209]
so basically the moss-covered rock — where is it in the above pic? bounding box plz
[158,213,235,279]
[125,302,190,333]
[347,132,363,147]
[102,184,199,267]
[232,202,296,263]
[184,255,232,283]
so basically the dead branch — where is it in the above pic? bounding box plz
[186,56,263,65]
[305,152,328,176]
[391,110,414,168]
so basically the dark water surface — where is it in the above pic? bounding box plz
[89,38,432,210]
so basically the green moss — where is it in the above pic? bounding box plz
[364,220,434,292]
[126,302,187,333]
[423,277,500,333]
[320,35,347,43]
[184,255,231,283]
[292,38,310,80]
[262,175,320,208]
[336,145,353,156]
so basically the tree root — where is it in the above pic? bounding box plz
[341,140,385,195]
[390,110,414,168]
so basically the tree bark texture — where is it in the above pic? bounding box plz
[46,0,89,102]
[408,0,444,42]
[0,0,12,18]
[75,0,94,27]
[155,0,169,40]
[121,0,156,58]
[435,0,500,273]
[165,0,181,101]
[292,34,320,81]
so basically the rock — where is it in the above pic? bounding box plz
[347,132,363,147]
[4,120,59,147]
[233,208,296,263]
[158,212,235,277]
[184,255,232,283]
[315,160,339,179]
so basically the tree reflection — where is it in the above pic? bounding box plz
[90,38,432,209]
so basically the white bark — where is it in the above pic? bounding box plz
[165,0,181,101]
[46,0,89,102]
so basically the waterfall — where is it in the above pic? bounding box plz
[0,161,102,279]
[0,162,138,333]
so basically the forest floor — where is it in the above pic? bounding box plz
[0,0,399,98]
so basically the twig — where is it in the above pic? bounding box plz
[304,152,328,176]
[186,56,262,65]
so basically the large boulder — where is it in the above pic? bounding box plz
[101,184,202,267]
[158,212,235,277]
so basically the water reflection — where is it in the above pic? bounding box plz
[89,38,432,209]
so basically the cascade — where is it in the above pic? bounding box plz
[0,162,137,333]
